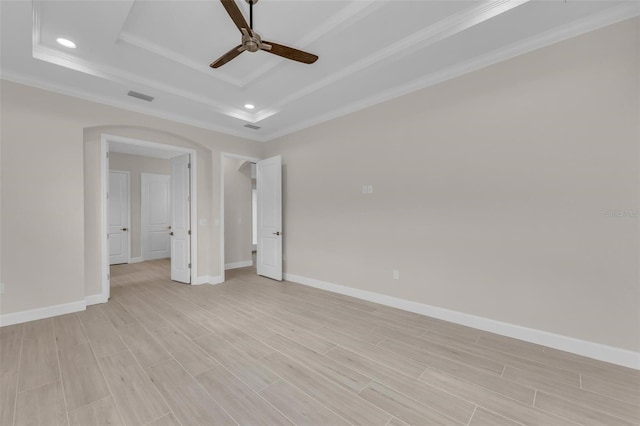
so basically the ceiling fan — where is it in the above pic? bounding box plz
[210,0,318,69]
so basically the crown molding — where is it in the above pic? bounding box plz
[262,2,640,141]
[255,0,531,124]
[23,1,639,144]
[117,31,245,87]
[239,0,385,86]
[28,0,531,132]
[117,0,383,90]
[0,71,266,142]
[32,1,255,122]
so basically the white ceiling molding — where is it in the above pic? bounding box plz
[255,0,532,124]
[238,0,385,86]
[263,1,640,141]
[118,0,384,90]
[32,1,255,122]
[117,30,245,87]
[0,69,263,141]
[1,0,633,142]
[31,0,529,127]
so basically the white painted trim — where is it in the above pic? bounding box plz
[0,300,86,327]
[283,273,640,370]
[263,3,640,141]
[225,260,253,270]
[130,257,144,264]
[119,1,381,91]
[101,138,110,301]
[31,1,251,124]
[12,2,639,144]
[220,153,263,284]
[85,294,108,306]
[208,275,224,286]
[193,275,225,286]
[0,72,260,142]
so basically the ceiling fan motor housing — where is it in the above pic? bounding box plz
[241,29,263,52]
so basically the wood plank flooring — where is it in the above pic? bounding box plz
[1,259,638,426]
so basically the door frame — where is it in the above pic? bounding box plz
[101,134,198,301]
[108,170,132,265]
[220,152,261,284]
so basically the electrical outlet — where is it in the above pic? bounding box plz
[367,185,374,194]
[393,270,400,280]
[362,185,368,194]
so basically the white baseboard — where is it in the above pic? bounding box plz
[129,257,144,264]
[0,300,86,327]
[225,260,253,270]
[194,276,211,285]
[208,275,224,285]
[283,273,640,370]
[85,293,108,306]
[193,275,224,286]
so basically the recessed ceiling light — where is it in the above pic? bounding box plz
[56,38,76,49]
[244,104,255,110]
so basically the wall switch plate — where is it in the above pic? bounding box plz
[393,269,400,280]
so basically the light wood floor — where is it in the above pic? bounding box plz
[2,260,639,426]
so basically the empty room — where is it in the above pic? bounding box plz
[1,1,639,425]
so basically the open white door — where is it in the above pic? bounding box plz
[171,154,191,283]
[141,173,171,260]
[257,155,282,281]
[108,171,130,265]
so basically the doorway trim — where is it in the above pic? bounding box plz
[101,134,198,302]
[220,152,261,284]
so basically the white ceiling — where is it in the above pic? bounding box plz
[1,0,638,142]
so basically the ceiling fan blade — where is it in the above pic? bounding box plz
[262,41,318,64]
[220,0,249,34]
[210,45,245,68]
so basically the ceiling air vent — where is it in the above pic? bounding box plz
[127,90,154,102]
[244,124,261,130]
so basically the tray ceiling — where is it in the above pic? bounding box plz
[1,0,638,142]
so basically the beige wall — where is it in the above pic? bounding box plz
[109,153,171,260]
[224,157,253,266]
[266,19,640,352]
[1,80,262,314]
[1,18,638,356]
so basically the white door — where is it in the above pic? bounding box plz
[108,171,130,265]
[257,156,282,280]
[141,173,171,260]
[171,154,191,283]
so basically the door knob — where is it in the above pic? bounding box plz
[273,231,281,236]
[121,228,128,232]
[169,232,174,236]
